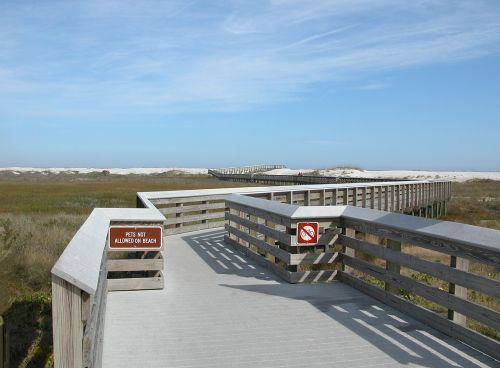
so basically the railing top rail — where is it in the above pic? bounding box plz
[51,208,165,295]
[139,180,442,201]
[224,194,500,259]
[341,206,500,256]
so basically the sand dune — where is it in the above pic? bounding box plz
[1,167,499,182]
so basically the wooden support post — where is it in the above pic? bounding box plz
[342,228,356,274]
[305,191,310,206]
[352,188,358,207]
[286,192,293,205]
[344,189,349,205]
[448,256,469,326]
[362,187,367,208]
[320,189,326,206]
[385,186,389,211]
[52,275,84,368]
[201,200,208,224]
[376,186,380,209]
[397,185,401,212]
[385,239,401,294]
[265,219,276,263]
[333,189,338,205]
[390,185,395,212]
[175,203,183,228]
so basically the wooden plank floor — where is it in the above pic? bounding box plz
[103,228,499,368]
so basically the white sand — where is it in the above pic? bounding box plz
[1,167,499,182]
[0,167,208,175]
[264,168,500,182]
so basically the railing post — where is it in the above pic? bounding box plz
[175,203,183,228]
[52,275,84,368]
[342,228,356,273]
[448,256,469,326]
[385,239,401,293]
[264,219,276,263]
[201,200,208,225]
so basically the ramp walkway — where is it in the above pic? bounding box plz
[102,228,498,368]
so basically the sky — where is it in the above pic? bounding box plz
[1,0,500,170]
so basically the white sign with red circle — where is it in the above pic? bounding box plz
[297,222,319,245]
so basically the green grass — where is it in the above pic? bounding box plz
[0,173,498,366]
[0,171,255,367]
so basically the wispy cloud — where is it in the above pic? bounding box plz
[0,0,500,116]
[306,140,343,146]
[355,82,388,91]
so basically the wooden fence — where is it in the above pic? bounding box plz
[51,208,165,368]
[208,164,286,175]
[223,194,500,361]
[138,180,451,235]
[210,172,408,185]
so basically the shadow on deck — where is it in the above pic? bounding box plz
[103,229,498,368]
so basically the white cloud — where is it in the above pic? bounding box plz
[0,0,499,115]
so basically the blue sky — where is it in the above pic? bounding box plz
[1,0,500,170]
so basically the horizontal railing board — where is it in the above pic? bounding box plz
[107,274,163,292]
[225,212,291,246]
[343,255,500,331]
[289,252,341,266]
[51,208,165,295]
[289,270,338,283]
[225,224,291,263]
[164,212,223,225]
[165,221,225,235]
[152,195,226,205]
[339,234,500,298]
[222,194,499,268]
[226,200,295,227]
[341,206,500,266]
[139,180,442,203]
[160,202,226,214]
[107,258,164,272]
[340,272,500,362]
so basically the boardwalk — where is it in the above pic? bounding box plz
[103,228,498,368]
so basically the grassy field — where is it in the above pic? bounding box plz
[0,171,255,367]
[0,173,498,367]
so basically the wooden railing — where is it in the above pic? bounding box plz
[51,208,165,368]
[138,180,451,235]
[223,194,500,361]
[211,172,409,185]
[208,164,286,175]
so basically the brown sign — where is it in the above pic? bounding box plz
[109,226,163,250]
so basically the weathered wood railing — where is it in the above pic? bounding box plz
[223,194,500,361]
[138,180,451,235]
[51,208,165,368]
[211,172,410,185]
[208,164,286,175]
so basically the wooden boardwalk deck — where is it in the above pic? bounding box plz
[102,228,498,368]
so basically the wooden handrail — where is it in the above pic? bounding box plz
[51,208,165,368]
[222,194,500,360]
[138,180,451,235]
